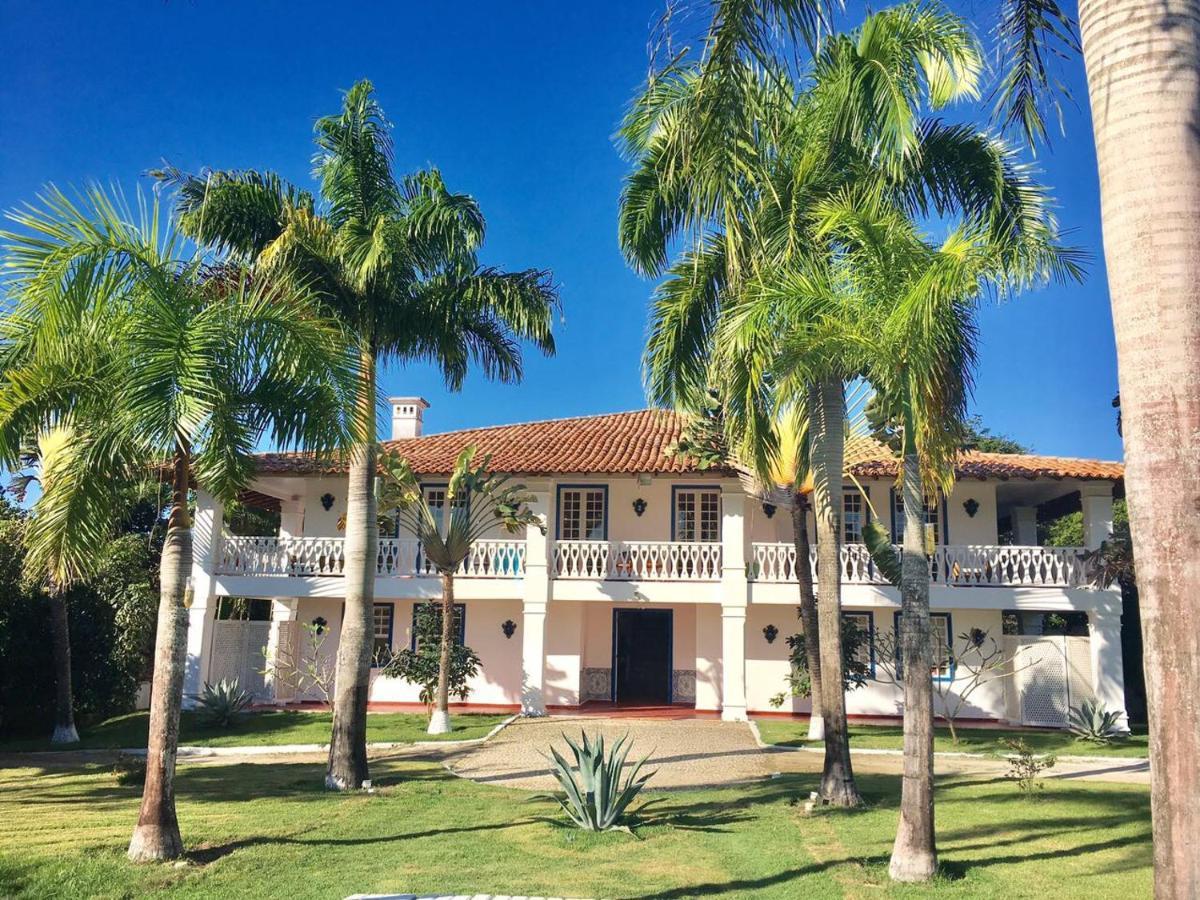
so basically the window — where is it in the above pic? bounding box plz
[372,604,394,666]
[892,490,942,546]
[410,602,466,650]
[843,490,867,544]
[423,484,467,522]
[842,611,875,678]
[674,488,720,542]
[558,486,607,540]
[893,611,953,681]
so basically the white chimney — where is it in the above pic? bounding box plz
[389,396,430,440]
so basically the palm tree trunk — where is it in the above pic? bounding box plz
[47,584,79,744]
[791,494,823,740]
[1080,5,1200,896]
[809,377,861,807]
[889,433,937,881]
[428,572,456,735]
[128,446,191,862]
[326,346,377,791]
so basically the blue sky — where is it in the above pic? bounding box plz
[0,0,1123,460]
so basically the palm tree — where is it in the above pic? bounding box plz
[157,80,558,791]
[0,185,355,861]
[621,2,1009,807]
[377,446,543,733]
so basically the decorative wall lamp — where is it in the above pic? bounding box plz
[962,498,980,518]
[632,498,648,517]
[763,624,779,644]
[501,619,517,639]
[762,502,777,519]
[312,616,328,635]
[320,492,335,511]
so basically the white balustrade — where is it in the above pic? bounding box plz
[217,536,524,578]
[747,542,1086,588]
[554,540,721,581]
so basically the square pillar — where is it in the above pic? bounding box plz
[183,489,223,706]
[278,497,304,538]
[1088,596,1129,730]
[720,606,748,721]
[719,489,749,720]
[1012,506,1038,546]
[521,483,553,715]
[264,598,300,702]
[1080,484,1114,550]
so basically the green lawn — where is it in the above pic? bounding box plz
[754,719,1150,758]
[0,711,509,752]
[0,755,1150,898]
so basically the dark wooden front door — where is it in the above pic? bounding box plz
[613,609,672,703]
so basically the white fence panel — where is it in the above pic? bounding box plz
[207,620,272,700]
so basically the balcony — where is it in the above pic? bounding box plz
[216,535,1086,589]
[747,542,1088,588]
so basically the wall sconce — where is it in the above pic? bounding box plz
[312,616,328,635]
[963,498,980,518]
[501,619,517,639]
[763,624,779,644]
[320,492,335,511]
[632,498,648,517]
[762,502,777,519]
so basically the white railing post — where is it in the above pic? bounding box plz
[183,489,223,707]
[521,483,553,715]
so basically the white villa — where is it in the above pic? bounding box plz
[185,397,1128,729]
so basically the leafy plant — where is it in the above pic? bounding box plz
[1000,737,1056,798]
[194,678,253,729]
[381,604,481,706]
[261,621,336,708]
[770,612,871,707]
[112,753,146,787]
[538,731,656,833]
[1069,699,1125,744]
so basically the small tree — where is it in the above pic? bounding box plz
[382,604,481,705]
[770,612,871,710]
[261,621,336,708]
[874,625,1035,743]
[378,445,544,734]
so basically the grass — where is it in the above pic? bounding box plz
[753,719,1150,758]
[0,711,509,752]
[0,754,1150,898]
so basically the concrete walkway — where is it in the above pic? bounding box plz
[444,716,771,790]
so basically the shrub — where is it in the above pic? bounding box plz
[112,752,146,786]
[1069,699,1125,744]
[194,679,253,729]
[1001,737,1056,798]
[539,731,656,833]
[381,604,481,705]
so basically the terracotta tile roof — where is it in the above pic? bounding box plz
[254,409,1123,481]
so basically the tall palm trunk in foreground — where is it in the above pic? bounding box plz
[809,378,860,806]
[327,352,378,790]
[128,448,191,861]
[47,587,79,744]
[1080,3,1200,895]
[790,493,823,740]
[429,572,456,734]
[889,422,936,880]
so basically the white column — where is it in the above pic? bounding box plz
[521,483,553,715]
[1088,595,1129,730]
[264,598,300,702]
[278,496,304,538]
[1080,484,1114,550]
[1012,506,1038,546]
[183,489,223,706]
[720,490,749,721]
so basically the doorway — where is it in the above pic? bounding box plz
[612,608,673,704]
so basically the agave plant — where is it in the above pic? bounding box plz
[1069,698,1125,744]
[195,678,254,729]
[540,731,656,833]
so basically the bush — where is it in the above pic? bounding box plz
[1001,737,1056,798]
[1069,698,1125,744]
[112,753,146,786]
[381,604,481,705]
[539,731,656,833]
[194,679,253,729]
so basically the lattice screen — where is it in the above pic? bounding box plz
[209,620,271,698]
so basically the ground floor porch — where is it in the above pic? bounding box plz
[192,591,1126,730]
